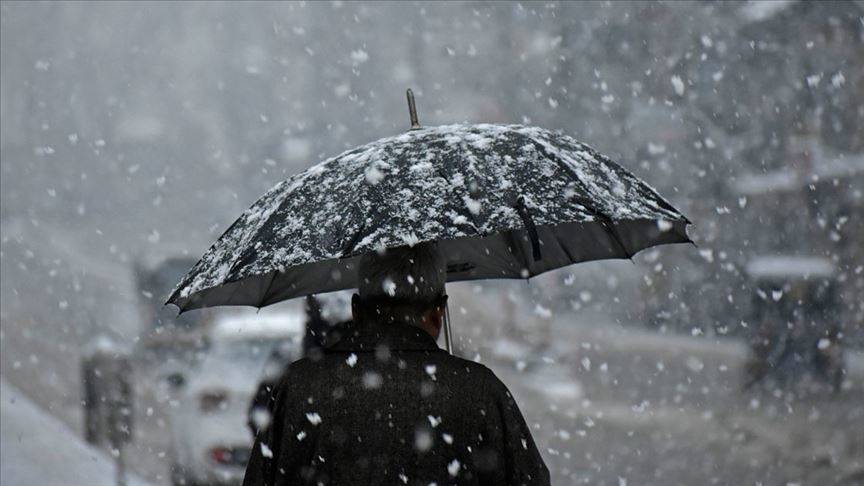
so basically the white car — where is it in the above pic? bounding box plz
[167,311,304,486]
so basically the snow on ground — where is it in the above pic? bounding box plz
[0,378,152,486]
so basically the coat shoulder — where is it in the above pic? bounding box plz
[439,355,510,393]
[273,357,315,390]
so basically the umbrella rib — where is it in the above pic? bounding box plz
[595,215,633,260]
[514,196,542,261]
[529,140,633,259]
[504,228,532,276]
[340,222,367,258]
[585,147,690,224]
[550,226,577,264]
[256,271,279,308]
[212,201,292,307]
[225,186,299,280]
[220,274,249,308]
[433,145,484,234]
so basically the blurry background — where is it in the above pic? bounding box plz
[1,1,863,485]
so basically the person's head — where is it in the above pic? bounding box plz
[352,242,447,339]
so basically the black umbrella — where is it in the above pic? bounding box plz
[168,90,691,350]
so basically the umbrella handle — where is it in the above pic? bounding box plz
[443,301,453,355]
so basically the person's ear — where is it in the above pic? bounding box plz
[427,306,441,321]
[422,306,444,333]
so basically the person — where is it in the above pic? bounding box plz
[243,242,549,485]
[302,295,342,356]
[248,296,352,437]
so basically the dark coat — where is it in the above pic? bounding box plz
[248,318,352,437]
[243,321,549,486]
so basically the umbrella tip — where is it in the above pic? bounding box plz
[406,89,421,130]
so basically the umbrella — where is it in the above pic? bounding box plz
[168,90,691,351]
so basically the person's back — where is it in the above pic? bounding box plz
[243,322,548,485]
[243,243,549,485]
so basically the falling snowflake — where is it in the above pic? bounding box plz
[363,372,383,389]
[656,218,673,232]
[581,357,591,371]
[670,75,685,96]
[260,442,273,458]
[447,459,461,476]
[350,49,369,64]
[415,429,433,451]
[251,407,272,430]
[381,278,397,296]
[365,165,385,184]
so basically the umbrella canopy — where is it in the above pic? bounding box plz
[168,117,690,313]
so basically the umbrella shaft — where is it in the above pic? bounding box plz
[443,303,453,354]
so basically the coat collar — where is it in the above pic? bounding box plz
[326,320,442,353]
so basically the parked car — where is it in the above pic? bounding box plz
[167,310,304,486]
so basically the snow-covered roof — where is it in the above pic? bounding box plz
[82,334,131,356]
[211,310,305,340]
[739,0,795,23]
[735,152,864,195]
[735,170,798,195]
[746,255,835,280]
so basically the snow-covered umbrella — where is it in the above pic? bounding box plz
[168,90,691,351]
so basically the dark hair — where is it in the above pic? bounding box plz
[356,242,446,323]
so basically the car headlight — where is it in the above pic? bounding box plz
[199,390,229,413]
